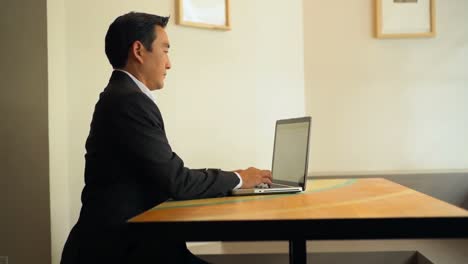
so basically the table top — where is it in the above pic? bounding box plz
[128,178,468,241]
[130,178,468,222]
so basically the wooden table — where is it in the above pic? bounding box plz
[128,178,468,263]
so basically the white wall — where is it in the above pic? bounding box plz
[304,0,468,175]
[47,0,70,262]
[48,0,305,263]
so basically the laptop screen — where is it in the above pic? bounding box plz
[271,117,310,187]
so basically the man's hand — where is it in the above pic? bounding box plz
[235,167,272,189]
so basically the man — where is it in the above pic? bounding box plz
[61,12,272,264]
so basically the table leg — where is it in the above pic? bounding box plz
[289,239,306,264]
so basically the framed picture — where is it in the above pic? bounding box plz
[375,0,436,39]
[176,0,231,30]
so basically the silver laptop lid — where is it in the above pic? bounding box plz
[271,117,311,188]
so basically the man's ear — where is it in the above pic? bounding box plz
[130,41,145,64]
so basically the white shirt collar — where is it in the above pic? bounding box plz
[115,69,156,103]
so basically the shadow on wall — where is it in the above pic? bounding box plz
[201,251,434,264]
[462,193,468,210]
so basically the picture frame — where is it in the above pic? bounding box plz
[176,0,231,31]
[375,0,436,39]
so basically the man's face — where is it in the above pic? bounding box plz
[141,26,171,90]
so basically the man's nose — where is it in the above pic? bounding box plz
[166,58,172,70]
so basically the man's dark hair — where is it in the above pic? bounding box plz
[105,12,169,69]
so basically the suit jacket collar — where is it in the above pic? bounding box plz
[107,70,158,107]
[108,70,140,93]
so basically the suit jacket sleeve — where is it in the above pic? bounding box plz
[107,93,240,200]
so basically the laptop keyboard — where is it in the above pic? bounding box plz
[255,183,290,189]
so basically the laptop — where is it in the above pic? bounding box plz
[231,116,311,196]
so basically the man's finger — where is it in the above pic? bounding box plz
[262,170,272,178]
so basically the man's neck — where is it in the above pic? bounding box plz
[119,66,148,89]
[115,68,157,103]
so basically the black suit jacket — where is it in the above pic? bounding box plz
[61,70,239,263]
